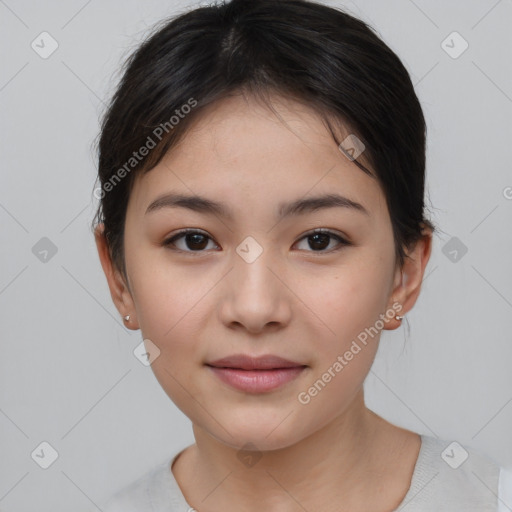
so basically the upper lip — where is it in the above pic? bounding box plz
[206,354,306,370]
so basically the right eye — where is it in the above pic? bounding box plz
[162,229,220,253]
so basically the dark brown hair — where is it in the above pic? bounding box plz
[91,0,435,280]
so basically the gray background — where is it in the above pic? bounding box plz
[1,0,511,510]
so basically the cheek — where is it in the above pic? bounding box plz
[127,263,210,414]
[301,254,393,348]
[126,242,204,336]
[125,246,221,361]
[291,261,391,417]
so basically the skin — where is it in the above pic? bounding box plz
[95,92,432,512]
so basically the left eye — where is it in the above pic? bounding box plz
[163,229,349,253]
[294,229,349,252]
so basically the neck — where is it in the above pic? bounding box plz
[174,390,406,512]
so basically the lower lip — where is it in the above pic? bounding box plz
[207,366,306,393]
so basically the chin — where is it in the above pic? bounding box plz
[205,418,309,453]
[222,434,301,453]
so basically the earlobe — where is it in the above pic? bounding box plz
[94,224,139,330]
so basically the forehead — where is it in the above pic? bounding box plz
[128,93,388,223]
[168,93,368,172]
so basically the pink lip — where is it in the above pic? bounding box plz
[205,354,307,393]
[207,366,306,393]
[207,353,304,370]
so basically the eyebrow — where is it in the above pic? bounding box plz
[145,192,369,219]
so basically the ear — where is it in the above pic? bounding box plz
[94,223,139,330]
[384,224,433,330]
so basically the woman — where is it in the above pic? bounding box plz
[91,0,511,509]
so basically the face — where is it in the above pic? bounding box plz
[105,94,412,451]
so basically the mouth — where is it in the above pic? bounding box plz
[206,353,306,370]
[205,354,308,393]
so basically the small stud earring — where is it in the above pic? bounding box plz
[395,314,404,321]
[124,315,130,322]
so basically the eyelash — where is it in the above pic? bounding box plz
[162,228,351,255]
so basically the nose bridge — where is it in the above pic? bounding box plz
[218,236,291,331]
[234,236,282,300]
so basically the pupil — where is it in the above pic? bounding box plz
[310,233,329,250]
[187,233,208,250]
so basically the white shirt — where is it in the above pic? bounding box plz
[95,434,512,511]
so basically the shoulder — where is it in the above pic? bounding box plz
[93,450,191,512]
[97,460,169,512]
[399,435,508,511]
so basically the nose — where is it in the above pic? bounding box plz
[217,244,292,335]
